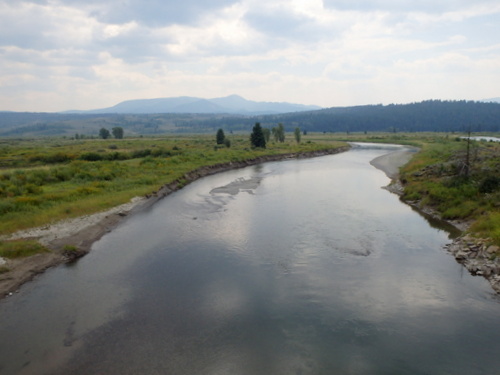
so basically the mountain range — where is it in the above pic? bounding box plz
[64,95,321,115]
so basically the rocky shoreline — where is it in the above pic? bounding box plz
[445,236,500,293]
[0,147,349,299]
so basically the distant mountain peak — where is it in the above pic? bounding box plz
[73,95,321,115]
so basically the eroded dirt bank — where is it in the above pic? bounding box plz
[0,147,349,299]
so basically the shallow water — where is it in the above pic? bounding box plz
[1,144,499,375]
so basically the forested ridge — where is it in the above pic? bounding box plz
[1,100,499,136]
[253,100,500,133]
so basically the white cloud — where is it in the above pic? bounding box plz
[0,0,499,111]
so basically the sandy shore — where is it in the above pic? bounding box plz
[0,147,349,298]
[369,148,416,179]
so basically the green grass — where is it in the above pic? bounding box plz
[471,212,500,245]
[398,137,500,245]
[0,240,49,259]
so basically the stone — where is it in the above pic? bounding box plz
[487,245,499,254]
[467,263,479,273]
[481,266,492,277]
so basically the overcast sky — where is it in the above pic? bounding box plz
[1,0,499,112]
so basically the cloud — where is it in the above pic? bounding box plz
[322,0,500,13]
[56,0,240,27]
[0,0,499,111]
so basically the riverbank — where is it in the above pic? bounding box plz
[0,147,349,299]
[371,148,500,294]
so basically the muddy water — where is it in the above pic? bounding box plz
[1,144,499,375]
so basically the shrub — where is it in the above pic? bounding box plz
[63,244,78,252]
[80,152,103,161]
[25,183,42,195]
[479,176,499,194]
[0,200,16,215]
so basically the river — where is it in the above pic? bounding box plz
[0,144,499,375]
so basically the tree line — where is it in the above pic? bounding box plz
[2,100,499,137]
[216,122,302,149]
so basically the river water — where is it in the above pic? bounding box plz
[1,144,499,375]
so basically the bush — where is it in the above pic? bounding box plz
[29,152,75,164]
[479,176,499,194]
[80,152,104,161]
[0,200,16,215]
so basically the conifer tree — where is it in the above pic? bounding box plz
[250,122,266,148]
[216,128,225,144]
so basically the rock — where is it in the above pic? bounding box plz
[455,251,468,260]
[467,262,480,274]
[487,245,499,254]
[481,265,492,277]
[0,257,6,266]
[63,248,88,262]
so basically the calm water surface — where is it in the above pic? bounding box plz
[1,144,499,375]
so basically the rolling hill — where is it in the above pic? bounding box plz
[64,95,321,115]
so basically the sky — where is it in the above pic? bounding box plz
[1,0,499,112]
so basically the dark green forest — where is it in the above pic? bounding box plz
[1,100,499,137]
[245,100,500,133]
